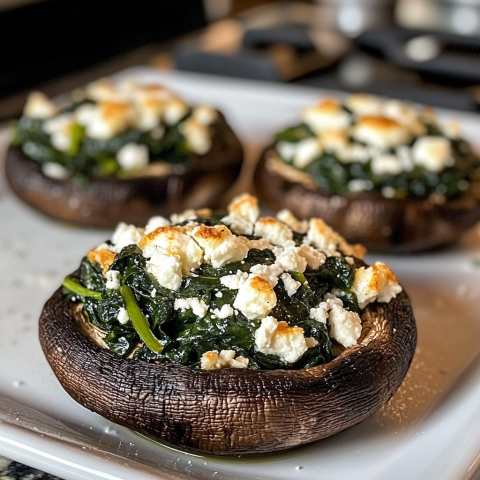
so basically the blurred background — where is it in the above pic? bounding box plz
[1,0,480,120]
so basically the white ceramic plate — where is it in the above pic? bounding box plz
[1,67,480,480]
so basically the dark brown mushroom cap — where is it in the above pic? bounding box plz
[5,113,243,228]
[254,149,480,253]
[39,283,416,456]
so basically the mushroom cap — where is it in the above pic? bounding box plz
[254,150,480,253]
[5,113,243,228]
[39,281,416,456]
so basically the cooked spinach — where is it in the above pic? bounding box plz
[12,104,196,183]
[64,239,362,369]
[275,122,480,199]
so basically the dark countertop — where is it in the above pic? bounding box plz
[0,456,62,480]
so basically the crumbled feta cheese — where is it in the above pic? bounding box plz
[151,288,157,298]
[145,215,171,234]
[85,78,123,102]
[145,250,182,290]
[87,248,117,275]
[306,337,318,348]
[442,122,461,139]
[41,162,69,180]
[411,136,453,173]
[43,113,75,152]
[353,116,411,149]
[254,217,293,247]
[220,271,249,290]
[117,307,130,325]
[273,246,307,273]
[221,212,254,236]
[170,209,197,225]
[179,117,212,155]
[106,270,121,290]
[201,350,249,370]
[381,186,396,198]
[320,130,349,156]
[309,303,328,323]
[345,93,384,117]
[348,179,372,192]
[276,141,297,162]
[116,143,150,170]
[276,209,308,234]
[396,146,415,172]
[383,99,426,137]
[23,91,58,119]
[134,83,171,103]
[250,263,284,287]
[192,105,218,125]
[174,297,208,318]
[328,302,362,348]
[233,276,276,319]
[246,238,274,250]
[134,98,164,131]
[280,273,301,296]
[215,291,223,298]
[371,154,404,176]
[164,97,189,125]
[141,226,203,276]
[74,103,97,126]
[292,138,322,169]
[211,304,234,319]
[192,225,248,268]
[351,262,402,309]
[297,244,326,270]
[305,218,341,254]
[110,222,145,253]
[324,292,343,306]
[254,317,308,363]
[227,193,260,224]
[229,356,250,368]
[305,218,365,259]
[85,101,135,140]
[302,100,351,135]
[345,144,371,164]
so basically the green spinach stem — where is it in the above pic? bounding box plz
[290,271,311,290]
[62,277,103,299]
[119,285,164,353]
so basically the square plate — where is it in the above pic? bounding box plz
[1,67,480,480]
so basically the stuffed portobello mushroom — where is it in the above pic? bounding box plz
[255,94,480,252]
[6,79,243,227]
[39,194,416,455]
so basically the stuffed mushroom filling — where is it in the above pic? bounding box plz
[274,94,480,199]
[11,79,220,184]
[62,194,402,370]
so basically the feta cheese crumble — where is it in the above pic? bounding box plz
[211,304,234,319]
[201,350,249,370]
[220,271,249,290]
[110,223,145,253]
[233,276,277,319]
[174,297,208,318]
[254,217,293,247]
[106,270,121,290]
[116,143,150,170]
[254,317,314,364]
[192,224,248,268]
[351,262,402,309]
[117,307,130,325]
